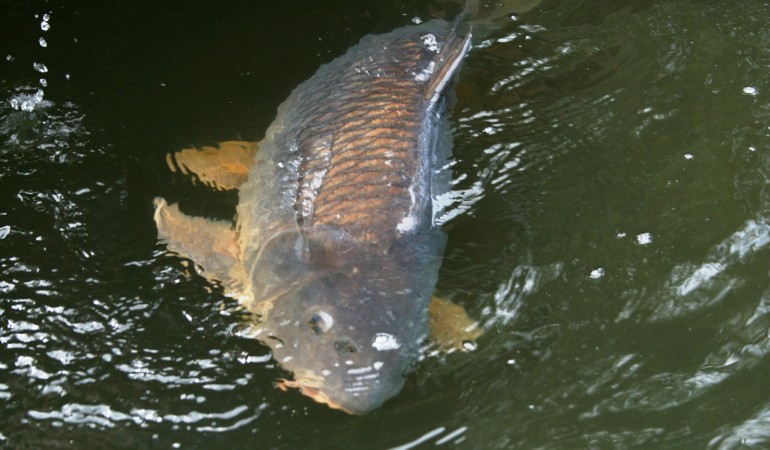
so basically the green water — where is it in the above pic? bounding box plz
[2,0,770,448]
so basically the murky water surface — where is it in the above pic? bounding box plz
[3,0,770,448]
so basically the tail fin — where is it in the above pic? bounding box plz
[454,0,543,39]
[471,0,542,22]
[456,0,480,25]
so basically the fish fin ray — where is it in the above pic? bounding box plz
[166,140,259,191]
[428,295,482,352]
[153,197,247,297]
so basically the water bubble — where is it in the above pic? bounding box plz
[33,62,48,73]
[636,232,653,245]
[39,37,47,48]
[743,86,758,96]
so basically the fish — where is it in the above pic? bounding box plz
[153,5,489,415]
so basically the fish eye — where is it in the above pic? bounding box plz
[307,311,334,334]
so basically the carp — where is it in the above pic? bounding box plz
[154,9,487,414]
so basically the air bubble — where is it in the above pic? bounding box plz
[636,232,653,245]
[39,37,47,48]
[743,86,758,96]
[33,62,48,73]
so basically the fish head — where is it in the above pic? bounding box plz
[247,227,437,414]
[268,275,427,414]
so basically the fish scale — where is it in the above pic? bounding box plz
[268,34,447,242]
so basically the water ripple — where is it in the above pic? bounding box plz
[28,402,264,432]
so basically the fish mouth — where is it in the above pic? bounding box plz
[276,374,402,415]
[276,378,356,414]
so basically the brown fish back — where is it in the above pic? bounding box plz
[238,19,470,267]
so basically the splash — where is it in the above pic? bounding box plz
[9,89,47,112]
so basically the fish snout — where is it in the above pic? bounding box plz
[282,357,408,415]
[333,358,408,414]
[333,372,406,415]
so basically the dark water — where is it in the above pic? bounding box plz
[3,0,770,448]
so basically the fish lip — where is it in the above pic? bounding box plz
[276,376,400,415]
[276,378,359,415]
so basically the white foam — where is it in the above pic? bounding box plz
[420,34,439,53]
[414,61,435,82]
[372,333,400,351]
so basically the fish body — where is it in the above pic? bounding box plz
[235,20,471,413]
[154,16,472,414]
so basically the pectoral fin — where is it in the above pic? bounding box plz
[166,140,259,191]
[153,197,247,297]
[428,295,482,352]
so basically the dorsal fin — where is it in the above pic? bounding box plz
[424,29,472,110]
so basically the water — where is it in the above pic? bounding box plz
[2,0,770,448]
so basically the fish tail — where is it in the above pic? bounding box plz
[450,0,479,32]
[462,0,480,19]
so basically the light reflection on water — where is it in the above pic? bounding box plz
[2,0,770,448]
[436,0,770,448]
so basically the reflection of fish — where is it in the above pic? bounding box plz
[154,10,479,414]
